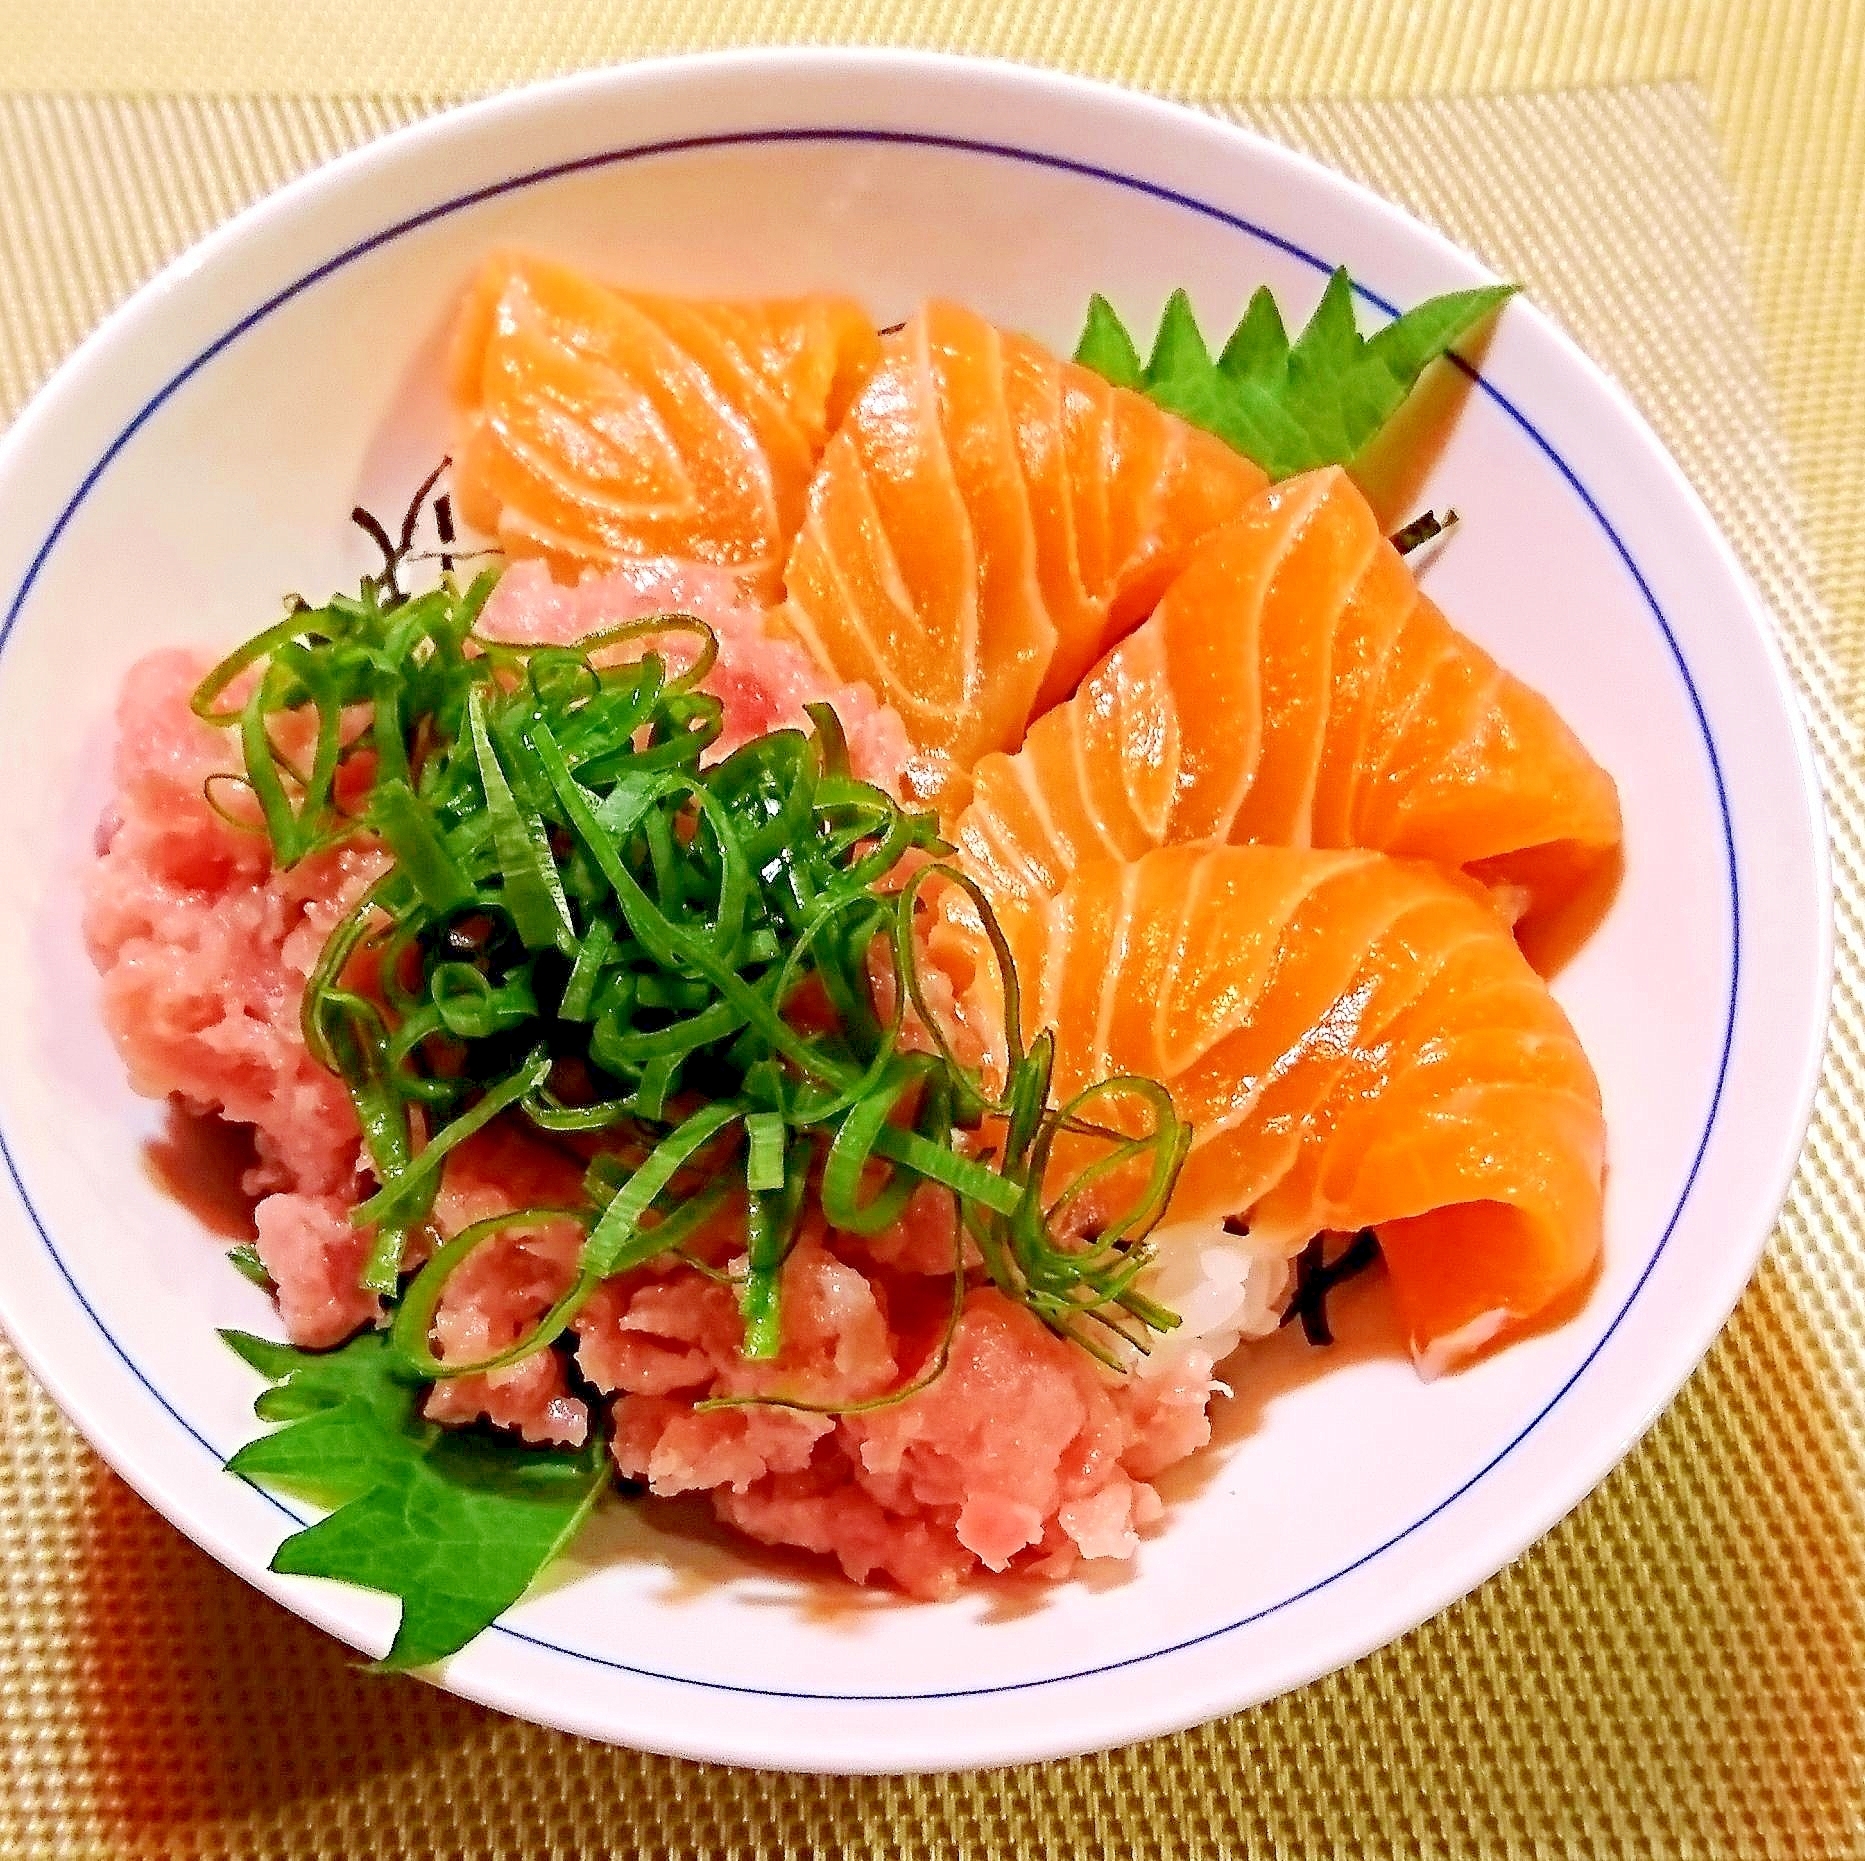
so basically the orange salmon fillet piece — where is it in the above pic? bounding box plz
[947,844,1604,1375]
[773,301,1267,817]
[955,468,1622,933]
[449,253,882,597]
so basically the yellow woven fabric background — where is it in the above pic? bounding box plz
[0,74,1861,1861]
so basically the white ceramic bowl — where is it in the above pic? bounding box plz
[0,51,1829,1773]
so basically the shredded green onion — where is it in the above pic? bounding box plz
[744,1111,787,1194]
[226,1243,273,1289]
[191,514,1191,1408]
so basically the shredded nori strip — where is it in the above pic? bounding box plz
[1282,1229,1380,1345]
[348,503,400,580]
[1389,508,1459,556]
[351,458,452,599]
[434,492,456,574]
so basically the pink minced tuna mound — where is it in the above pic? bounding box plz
[85,559,1225,1596]
[475,560,912,784]
[575,1188,1216,1597]
[85,647,387,1347]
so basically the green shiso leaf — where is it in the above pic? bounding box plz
[223,1328,607,1671]
[1073,293,1145,389]
[1073,272,1517,479]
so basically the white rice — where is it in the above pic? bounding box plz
[1123,1218,1292,1381]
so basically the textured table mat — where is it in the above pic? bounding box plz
[1,82,1862,1858]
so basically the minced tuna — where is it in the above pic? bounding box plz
[86,561,1281,1597]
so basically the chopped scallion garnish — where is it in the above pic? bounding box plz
[192,476,1189,1406]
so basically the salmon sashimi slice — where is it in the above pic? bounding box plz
[772,301,1268,817]
[449,253,882,596]
[954,468,1622,932]
[941,844,1604,1375]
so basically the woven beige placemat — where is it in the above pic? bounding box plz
[1,83,1860,1859]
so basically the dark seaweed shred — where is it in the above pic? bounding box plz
[348,503,400,582]
[1388,508,1459,557]
[434,491,456,573]
[1282,1229,1380,1345]
[352,456,452,599]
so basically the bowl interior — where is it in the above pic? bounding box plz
[0,54,1827,1770]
